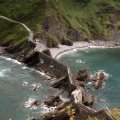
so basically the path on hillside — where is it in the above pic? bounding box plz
[0,15,48,51]
[0,15,34,42]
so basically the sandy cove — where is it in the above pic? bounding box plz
[50,40,120,58]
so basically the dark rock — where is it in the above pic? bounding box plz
[76,69,90,82]
[30,100,41,108]
[83,92,95,106]
[23,51,40,67]
[44,96,63,107]
[115,43,119,46]
[61,37,73,46]
[28,40,36,48]
[84,37,89,42]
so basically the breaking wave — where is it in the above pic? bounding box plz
[0,68,11,77]
[0,56,21,65]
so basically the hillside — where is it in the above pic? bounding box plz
[0,0,120,50]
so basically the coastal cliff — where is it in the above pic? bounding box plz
[0,0,120,50]
[0,0,120,120]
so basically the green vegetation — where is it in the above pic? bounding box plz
[111,108,120,120]
[46,32,59,48]
[0,0,120,49]
[53,0,120,39]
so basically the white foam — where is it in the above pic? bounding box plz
[41,105,56,114]
[87,82,92,85]
[34,69,51,79]
[0,71,4,77]
[31,83,41,91]
[0,56,21,65]
[0,68,11,77]
[22,66,28,70]
[24,98,38,110]
[90,70,110,81]
[76,59,85,64]
[24,98,35,108]
[100,99,106,102]
[25,67,51,79]
[22,81,28,86]
[56,46,89,59]
[56,45,120,59]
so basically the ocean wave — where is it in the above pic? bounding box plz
[0,56,21,65]
[24,98,40,110]
[34,69,51,79]
[56,48,78,59]
[24,98,35,108]
[75,59,85,64]
[56,46,89,59]
[91,70,111,80]
[22,66,51,79]
[0,68,11,77]
[31,83,41,91]
[22,66,28,70]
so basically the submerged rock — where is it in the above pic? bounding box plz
[31,100,41,107]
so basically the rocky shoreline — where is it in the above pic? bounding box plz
[50,40,120,59]
[0,15,119,120]
[0,40,119,120]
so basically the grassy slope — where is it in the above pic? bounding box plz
[54,0,120,39]
[0,0,46,50]
[0,0,120,49]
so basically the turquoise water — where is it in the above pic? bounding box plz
[59,48,120,110]
[0,56,56,120]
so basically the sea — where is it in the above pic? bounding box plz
[59,48,120,110]
[0,56,56,120]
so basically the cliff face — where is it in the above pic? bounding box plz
[0,0,120,51]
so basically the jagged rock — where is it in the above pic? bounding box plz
[71,87,83,103]
[76,69,90,82]
[30,100,41,108]
[83,92,95,106]
[23,51,40,66]
[44,96,63,107]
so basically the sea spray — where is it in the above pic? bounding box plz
[0,68,11,77]
[90,70,110,81]
[0,56,22,65]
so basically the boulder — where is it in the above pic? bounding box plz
[61,37,73,46]
[76,69,90,82]
[44,96,63,107]
[83,92,95,106]
[30,100,41,108]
